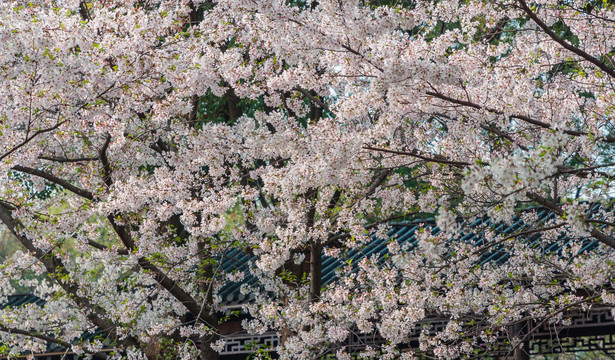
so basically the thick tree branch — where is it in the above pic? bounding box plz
[364,169,392,199]
[86,238,129,255]
[39,155,99,163]
[0,204,139,348]
[100,134,113,188]
[12,165,94,200]
[225,88,242,122]
[426,91,586,136]
[79,0,92,21]
[309,241,322,303]
[295,87,331,113]
[518,0,615,79]
[106,215,215,329]
[364,145,471,167]
[10,165,132,255]
[527,191,615,249]
[327,188,341,211]
[301,188,320,302]
[98,135,216,323]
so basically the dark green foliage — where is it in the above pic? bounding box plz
[194,89,265,127]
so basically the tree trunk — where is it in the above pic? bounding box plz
[200,330,220,360]
[309,242,322,303]
[198,241,220,360]
[512,321,530,360]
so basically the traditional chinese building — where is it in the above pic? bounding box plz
[2,209,615,359]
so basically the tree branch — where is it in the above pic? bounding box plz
[0,121,67,162]
[99,134,113,188]
[39,155,99,163]
[0,324,109,360]
[12,165,94,200]
[325,213,413,247]
[86,238,129,255]
[106,215,216,328]
[364,145,471,167]
[426,91,586,137]
[427,90,615,143]
[526,191,615,249]
[295,87,331,113]
[0,324,72,349]
[518,0,615,79]
[0,204,140,348]
[480,123,529,151]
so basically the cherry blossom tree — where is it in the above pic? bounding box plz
[0,0,615,359]
[212,0,615,359]
[0,1,245,359]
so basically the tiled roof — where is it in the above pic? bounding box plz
[1,294,106,356]
[0,293,43,309]
[1,206,607,356]
[218,206,604,306]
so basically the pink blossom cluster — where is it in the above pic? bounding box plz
[0,0,613,359]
